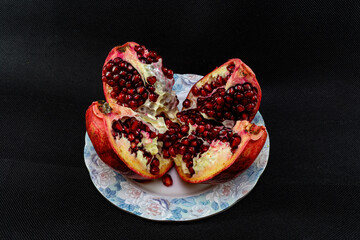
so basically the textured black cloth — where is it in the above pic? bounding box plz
[1,1,359,239]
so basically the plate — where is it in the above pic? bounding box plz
[84,74,270,221]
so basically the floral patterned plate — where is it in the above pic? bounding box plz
[84,74,270,221]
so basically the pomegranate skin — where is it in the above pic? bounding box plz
[86,101,173,179]
[85,102,144,179]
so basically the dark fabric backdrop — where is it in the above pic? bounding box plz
[1,0,359,239]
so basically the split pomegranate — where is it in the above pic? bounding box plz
[102,42,178,118]
[86,43,267,183]
[86,101,173,179]
[183,59,262,123]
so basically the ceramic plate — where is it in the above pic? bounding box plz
[84,74,270,221]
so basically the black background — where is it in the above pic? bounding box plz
[1,0,360,239]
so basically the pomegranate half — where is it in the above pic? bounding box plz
[183,59,261,123]
[86,101,173,179]
[102,42,178,119]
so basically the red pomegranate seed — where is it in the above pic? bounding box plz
[231,137,241,148]
[128,133,135,142]
[224,95,233,102]
[183,153,192,161]
[215,96,224,105]
[226,87,235,95]
[227,64,235,72]
[179,145,187,154]
[151,158,160,167]
[186,160,193,168]
[181,125,190,134]
[190,140,198,147]
[106,62,114,70]
[134,94,141,100]
[167,69,174,78]
[188,167,195,175]
[181,138,190,146]
[201,89,207,96]
[149,93,158,102]
[169,146,176,157]
[163,149,170,158]
[112,66,120,74]
[150,165,160,175]
[235,84,243,92]
[147,76,157,85]
[241,112,249,120]
[183,99,191,108]
[142,92,148,99]
[192,87,200,96]
[162,174,173,187]
[246,103,255,111]
[207,110,215,117]
[112,121,123,132]
[243,83,252,91]
[196,125,205,133]
[200,145,209,152]
[149,131,157,138]
[204,84,212,92]
[117,93,126,102]
[137,86,145,94]
[205,102,213,109]
[237,104,245,112]
[234,93,243,100]
[188,147,196,154]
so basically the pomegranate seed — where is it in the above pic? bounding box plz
[181,138,190,146]
[142,92,148,99]
[226,87,235,95]
[189,146,196,154]
[151,158,160,167]
[169,146,176,157]
[102,76,107,82]
[201,145,209,152]
[113,74,120,81]
[205,102,213,109]
[179,145,187,154]
[131,75,141,83]
[190,140,198,147]
[207,110,215,117]
[149,51,157,58]
[162,174,173,187]
[106,62,114,70]
[117,93,126,103]
[188,135,196,140]
[224,112,232,119]
[234,93,243,100]
[163,149,170,158]
[204,84,212,92]
[192,87,200,96]
[134,94,141,100]
[197,125,205,133]
[183,99,191,108]
[150,166,160,175]
[149,93,158,102]
[186,160,193,168]
[246,103,255,111]
[189,167,195,175]
[241,113,249,120]
[167,69,174,78]
[224,95,233,102]
[128,133,135,142]
[243,83,252,91]
[216,76,223,86]
[183,153,192,161]
[231,137,241,148]
[137,86,145,94]
[125,82,132,88]
[215,96,224,105]
[126,95,132,101]
[118,79,125,86]
[112,121,123,132]
[112,66,120,74]
[227,64,235,72]
[181,125,189,134]
[149,131,157,139]
[105,72,112,79]
[244,91,253,97]
[235,84,244,92]
[251,95,258,102]
[170,134,178,141]
[147,76,157,85]
[134,45,144,53]
[201,89,207,96]
[215,104,222,111]
[148,86,155,92]
[236,104,245,112]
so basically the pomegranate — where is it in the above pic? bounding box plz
[102,42,178,118]
[86,101,173,179]
[183,59,262,124]
[162,174,173,187]
[86,44,267,183]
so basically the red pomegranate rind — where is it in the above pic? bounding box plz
[86,101,173,179]
[174,121,267,184]
[86,102,144,179]
[102,42,178,118]
[183,59,262,123]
